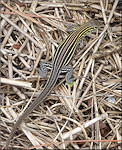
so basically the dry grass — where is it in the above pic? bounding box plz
[1,0,121,149]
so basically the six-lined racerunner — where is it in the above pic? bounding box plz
[5,20,100,148]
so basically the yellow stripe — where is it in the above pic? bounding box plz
[52,21,90,64]
[60,26,95,68]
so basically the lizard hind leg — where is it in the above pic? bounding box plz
[39,62,47,78]
[62,66,76,83]
[39,62,52,78]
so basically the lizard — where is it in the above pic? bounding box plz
[5,19,101,148]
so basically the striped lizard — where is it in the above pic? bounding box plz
[5,19,101,148]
